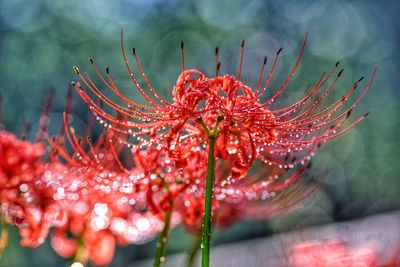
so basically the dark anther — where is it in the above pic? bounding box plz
[89,57,94,64]
[215,46,219,55]
[106,66,110,74]
[277,47,283,55]
[73,66,80,74]
[263,56,267,65]
[132,48,136,55]
[335,62,340,67]
[240,39,245,47]
[338,69,344,77]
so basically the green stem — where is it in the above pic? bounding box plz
[201,136,217,267]
[69,235,87,267]
[153,201,174,267]
[195,115,223,267]
[186,233,202,267]
[0,218,9,259]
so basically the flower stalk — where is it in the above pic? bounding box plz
[186,233,202,267]
[201,135,216,267]
[0,218,9,259]
[70,236,88,267]
[153,200,174,267]
[200,115,223,267]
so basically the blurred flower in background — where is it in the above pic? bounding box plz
[0,0,399,266]
[290,239,400,267]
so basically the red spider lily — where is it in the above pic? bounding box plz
[71,30,376,181]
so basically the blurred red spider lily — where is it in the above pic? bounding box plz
[42,121,171,265]
[0,126,169,266]
[0,90,170,266]
[290,239,400,267]
[0,130,65,247]
[290,239,379,267]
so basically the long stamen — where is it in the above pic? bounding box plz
[120,28,163,107]
[88,58,153,110]
[36,89,54,142]
[132,48,171,106]
[58,82,74,137]
[237,39,245,81]
[257,46,283,100]
[215,46,219,77]
[181,41,185,73]
[264,32,308,105]
[216,62,221,77]
[107,136,129,173]
[255,56,268,95]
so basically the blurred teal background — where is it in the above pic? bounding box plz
[0,0,399,266]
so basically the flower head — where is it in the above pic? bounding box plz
[71,30,375,201]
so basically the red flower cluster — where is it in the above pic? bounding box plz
[0,131,61,247]
[0,129,167,265]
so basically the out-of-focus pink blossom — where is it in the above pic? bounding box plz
[290,239,379,267]
[0,130,60,247]
[0,131,45,187]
